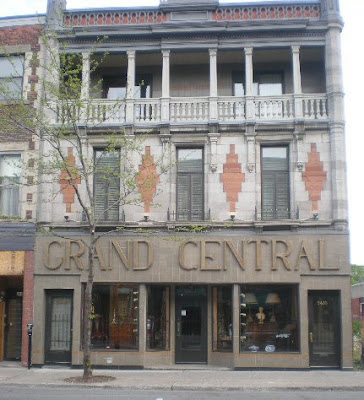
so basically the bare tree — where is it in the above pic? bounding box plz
[0,29,166,379]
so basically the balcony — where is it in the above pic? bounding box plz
[49,93,327,126]
[47,47,328,127]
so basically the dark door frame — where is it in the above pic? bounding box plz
[308,290,341,368]
[175,285,207,364]
[4,291,23,361]
[44,290,73,364]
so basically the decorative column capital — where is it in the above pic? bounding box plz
[244,47,253,56]
[127,50,136,59]
[208,132,220,143]
[209,48,217,57]
[291,45,300,54]
[162,49,170,57]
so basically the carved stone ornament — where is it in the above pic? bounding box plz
[210,163,217,173]
[247,163,255,173]
[297,161,304,172]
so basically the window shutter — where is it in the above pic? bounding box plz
[261,147,289,220]
[262,172,275,220]
[276,172,289,219]
[177,174,189,221]
[94,151,120,221]
[191,174,203,220]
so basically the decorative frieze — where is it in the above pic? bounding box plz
[64,10,167,27]
[63,3,320,28]
[212,5,320,22]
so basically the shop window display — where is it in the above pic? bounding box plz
[89,284,139,350]
[212,286,233,352]
[147,286,169,351]
[240,285,299,353]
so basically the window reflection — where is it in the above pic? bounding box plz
[240,285,299,353]
[89,284,139,350]
[213,286,233,352]
[147,286,169,351]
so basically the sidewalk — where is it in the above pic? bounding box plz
[0,363,364,391]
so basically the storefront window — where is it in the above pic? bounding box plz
[89,284,139,350]
[212,286,233,352]
[240,285,299,353]
[147,286,169,350]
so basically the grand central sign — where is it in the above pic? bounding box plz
[39,235,348,275]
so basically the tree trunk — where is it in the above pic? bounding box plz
[83,231,96,379]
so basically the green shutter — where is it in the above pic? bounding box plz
[276,172,289,219]
[177,174,189,221]
[261,147,289,220]
[262,172,275,220]
[191,173,203,220]
[94,151,120,221]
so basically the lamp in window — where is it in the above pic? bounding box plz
[245,292,258,322]
[265,292,281,323]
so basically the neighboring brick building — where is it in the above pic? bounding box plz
[3,0,350,369]
[0,15,43,365]
[352,283,364,322]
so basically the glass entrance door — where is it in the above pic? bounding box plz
[175,286,207,363]
[45,290,73,364]
[308,291,341,367]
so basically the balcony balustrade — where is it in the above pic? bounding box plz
[48,94,328,126]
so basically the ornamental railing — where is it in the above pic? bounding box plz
[47,94,328,126]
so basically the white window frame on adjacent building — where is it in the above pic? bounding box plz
[0,154,22,217]
[0,55,25,100]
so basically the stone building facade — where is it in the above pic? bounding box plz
[0,15,43,364]
[29,0,351,369]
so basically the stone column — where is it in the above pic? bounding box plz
[161,50,170,122]
[325,21,347,226]
[80,51,90,100]
[126,50,136,123]
[244,47,254,120]
[291,45,303,119]
[209,49,218,121]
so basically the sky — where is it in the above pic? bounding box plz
[0,0,363,265]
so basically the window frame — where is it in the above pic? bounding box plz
[212,285,233,353]
[253,71,284,96]
[240,284,300,354]
[176,147,204,222]
[93,148,121,222]
[0,55,25,101]
[102,73,153,100]
[0,153,22,217]
[146,285,170,351]
[260,145,290,220]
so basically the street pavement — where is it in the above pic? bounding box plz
[0,362,364,391]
